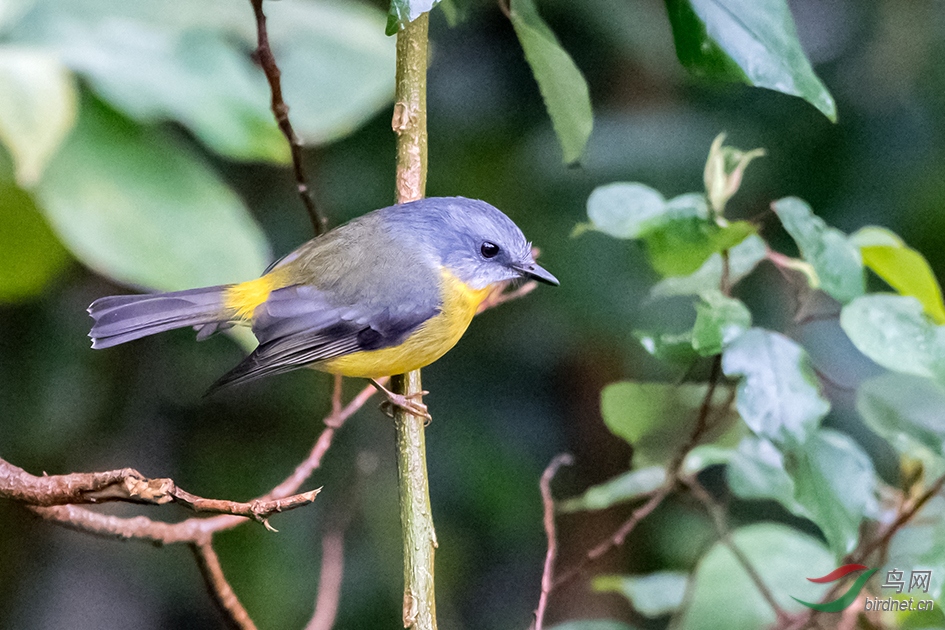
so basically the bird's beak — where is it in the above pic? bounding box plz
[513,261,559,286]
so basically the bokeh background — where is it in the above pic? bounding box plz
[1,0,943,628]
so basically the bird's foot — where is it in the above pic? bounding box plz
[370,379,432,421]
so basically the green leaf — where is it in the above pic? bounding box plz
[692,290,752,356]
[651,234,767,298]
[840,295,945,385]
[36,97,269,292]
[772,197,864,303]
[593,572,688,617]
[0,47,77,185]
[791,429,877,555]
[727,436,805,514]
[643,218,754,277]
[633,328,697,364]
[386,0,439,35]
[664,0,837,121]
[0,180,70,302]
[722,328,829,446]
[558,467,666,512]
[682,443,737,475]
[585,183,666,239]
[676,523,834,630]
[16,0,395,161]
[884,496,945,602]
[509,0,593,164]
[546,621,637,630]
[601,381,739,468]
[857,373,945,477]
[851,226,945,325]
[727,431,879,556]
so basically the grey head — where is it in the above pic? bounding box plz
[381,197,559,290]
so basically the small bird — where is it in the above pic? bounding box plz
[88,197,558,417]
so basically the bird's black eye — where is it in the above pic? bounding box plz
[480,241,500,259]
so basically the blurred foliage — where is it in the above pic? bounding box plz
[1,0,944,629]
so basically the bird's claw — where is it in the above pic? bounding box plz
[379,390,431,421]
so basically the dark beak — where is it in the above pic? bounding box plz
[514,261,559,286]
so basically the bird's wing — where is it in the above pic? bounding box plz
[207,284,439,392]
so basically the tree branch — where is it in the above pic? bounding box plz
[391,12,436,630]
[249,0,326,236]
[553,356,727,589]
[192,540,258,630]
[532,454,573,630]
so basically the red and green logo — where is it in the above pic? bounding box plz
[792,564,878,612]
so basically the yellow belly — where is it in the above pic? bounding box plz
[318,271,491,379]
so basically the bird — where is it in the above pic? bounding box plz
[88,196,558,418]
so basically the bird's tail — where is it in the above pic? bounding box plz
[88,286,231,349]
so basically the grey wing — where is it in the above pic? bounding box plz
[207,284,439,392]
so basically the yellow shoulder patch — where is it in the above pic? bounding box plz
[224,271,286,321]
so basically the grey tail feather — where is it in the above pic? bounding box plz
[89,286,230,349]
[204,345,302,397]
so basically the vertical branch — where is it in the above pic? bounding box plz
[249,0,326,236]
[392,13,436,630]
[533,454,573,630]
[191,541,258,630]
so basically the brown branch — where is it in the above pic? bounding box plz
[1,458,319,530]
[307,529,346,630]
[685,476,789,623]
[553,356,727,589]
[532,454,573,630]
[249,0,326,236]
[781,472,945,630]
[192,541,258,630]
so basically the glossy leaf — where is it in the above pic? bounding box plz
[772,197,864,303]
[644,218,754,277]
[840,295,945,384]
[857,373,945,478]
[601,381,739,467]
[15,0,395,161]
[650,234,767,298]
[585,182,666,239]
[851,226,945,324]
[664,0,836,121]
[0,47,76,185]
[633,328,697,364]
[883,496,945,602]
[692,290,751,356]
[558,467,666,512]
[510,0,593,164]
[0,180,70,302]
[36,98,270,292]
[386,0,439,35]
[676,524,834,630]
[593,572,688,617]
[722,328,829,446]
[791,429,877,555]
[727,436,805,514]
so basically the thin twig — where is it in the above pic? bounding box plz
[532,454,573,630]
[553,356,726,589]
[686,477,789,623]
[307,530,345,630]
[192,540,258,630]
[249,0,326,236]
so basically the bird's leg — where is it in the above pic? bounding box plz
[370,378,431,421]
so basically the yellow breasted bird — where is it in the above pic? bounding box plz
[88,197,558,417]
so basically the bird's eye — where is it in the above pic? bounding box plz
[480,241,500,259]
